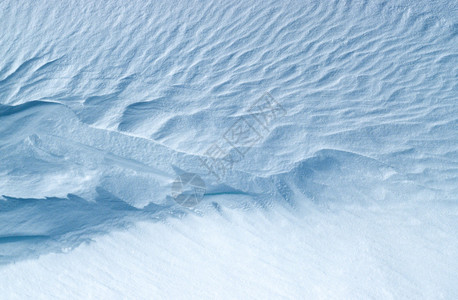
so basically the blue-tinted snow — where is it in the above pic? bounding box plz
[0,0,457,298]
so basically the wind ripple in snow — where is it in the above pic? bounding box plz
[0,0,457,291]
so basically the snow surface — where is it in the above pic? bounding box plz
[1,0,457,299]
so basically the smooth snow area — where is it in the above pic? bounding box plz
[1,0,457,299]
[2,202,458,299]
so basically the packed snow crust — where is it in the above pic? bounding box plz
[1,0,457,298]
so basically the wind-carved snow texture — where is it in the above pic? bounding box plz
[0,0,457,298]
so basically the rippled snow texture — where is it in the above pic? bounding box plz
[0,0,457,299]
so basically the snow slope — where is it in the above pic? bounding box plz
[0,0,457,298]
